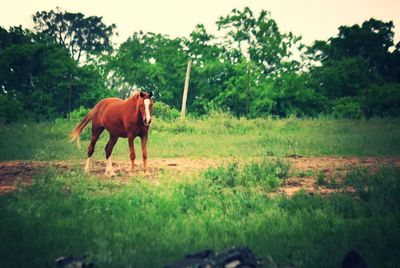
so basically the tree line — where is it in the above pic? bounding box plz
[0,7,399,122]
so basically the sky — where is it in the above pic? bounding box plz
[0,0,399,47]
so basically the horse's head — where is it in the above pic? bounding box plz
[139,91,153,127]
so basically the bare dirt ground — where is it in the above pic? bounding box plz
[1,156,399,196]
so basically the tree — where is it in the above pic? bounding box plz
[217,7,302,75]
[0,27,112,121]
[214,59,259,116]
[33,8,117,62]
[183,24,228,115]
[0,41,74,119]
[309,57,375,99]
[185,24,221,64]
[107,32,187,107]
[308,19,398,80]
[306,18,400,117]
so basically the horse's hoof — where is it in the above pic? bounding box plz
[144,171,150,177]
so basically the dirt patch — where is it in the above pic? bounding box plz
[1,157,399,195]
[0,158,223,193]
[283,156,400,196]
[0,161,72,194]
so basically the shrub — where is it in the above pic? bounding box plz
[332,97,363,119]
[316,171,326,185]
[152,119,195,134]
[153,102,180,121]
[204,162,239,188]
[68,106,91,122]
[0,94,24,123]
[363,83,400,117]
[204,158,291,192]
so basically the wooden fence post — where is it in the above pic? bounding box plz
[181,60,192,118]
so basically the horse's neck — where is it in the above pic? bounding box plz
[126,96,143,123]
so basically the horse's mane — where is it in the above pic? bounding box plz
[128,90,140,102]
[130,90,140,96]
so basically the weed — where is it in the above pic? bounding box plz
[204,158,291,192]
[297,170,314,178]
[327,178,340,189]
[316,171,326,186]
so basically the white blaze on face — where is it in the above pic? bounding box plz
[144,99,151,125]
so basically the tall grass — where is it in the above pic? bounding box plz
[0,162,399,267]
[0,115,400,161]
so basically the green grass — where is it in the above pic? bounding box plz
[0,115,400,161]
[0,163,399,267]
[1,116,400,267]
[316,171,326,186]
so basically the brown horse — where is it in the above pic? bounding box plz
[70,91,154,176]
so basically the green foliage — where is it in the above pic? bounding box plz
[204,162,240,188]
[204,158,290,191]
[309,19,397,80]
[108,32,187,103]
[216,8,301,74]
[1,8,400,121]
[33,8,116,62]
[307,18,400,118]
[258,72,326,117]
[0,94,23,123]
[0,41,74,119]
[68,106,90,122]
[214,59,253,116]
[332,97,364,119]
[297,169,314,178]
[153,102,180,121]
[0,27,115,120]
[152,118,195,134]
[316,171,326,185]
[363,83,400,117]
[309,57,373,99]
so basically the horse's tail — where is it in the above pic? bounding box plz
[69,111,93,148]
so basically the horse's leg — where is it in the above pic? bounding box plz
[105,135,118,177]
[140,135,149,175]
[85,126,104,173]
[128,135,135,175]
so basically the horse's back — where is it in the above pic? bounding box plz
[92,98,128,135]
[96,97,124,107]
[93,98,125,116]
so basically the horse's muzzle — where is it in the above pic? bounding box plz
[143,118,152,127]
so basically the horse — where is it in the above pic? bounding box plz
[69,91,154,176]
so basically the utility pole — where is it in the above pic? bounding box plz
[181,59,192,118]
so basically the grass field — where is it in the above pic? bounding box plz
[1,115,400,161]
[0,116,400,267]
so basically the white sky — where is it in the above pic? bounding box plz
[0,0,399,46]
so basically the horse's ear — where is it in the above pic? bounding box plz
[140,92,145,98]
[149,91,153,98]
